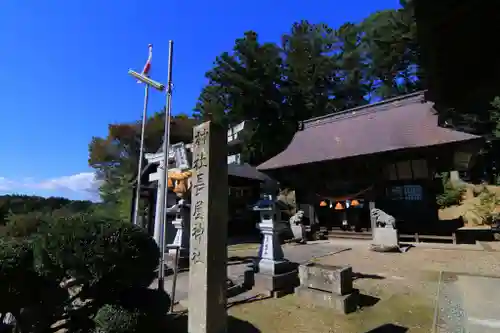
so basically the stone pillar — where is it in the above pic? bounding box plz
[168,199,191,268]
[152,174,177,247]
[253,198,299,296]
[188,121,228,333]
[153,177,164,245]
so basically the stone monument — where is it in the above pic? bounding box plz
[252,195,299,297]
[296,263,358,314]
[188,121,228,333]
[370,208,399,252]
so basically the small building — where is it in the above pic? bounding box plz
[257,92,483,238]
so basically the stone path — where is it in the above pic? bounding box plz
[434,273,500,333]
[151,242,349,305]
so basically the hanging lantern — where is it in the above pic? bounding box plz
[351,199,360,207]
[334,202,344,210]
[320,200,328,207]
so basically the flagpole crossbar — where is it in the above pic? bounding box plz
[128,69,166,91]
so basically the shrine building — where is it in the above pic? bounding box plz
[257,91,483,242]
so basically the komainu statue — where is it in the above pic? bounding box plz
[370,208,396,229]
[289,210,305,225]
[289,210,306,243]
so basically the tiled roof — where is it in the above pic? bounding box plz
[258,91,481,171]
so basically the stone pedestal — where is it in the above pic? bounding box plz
[372,227,399,252]
[290,224,306,242]
[373,227,398,246]
[298,263,353,295]
[295,286,359,314]
[296,263,358,314]
[253,203,299,296]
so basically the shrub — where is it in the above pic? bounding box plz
[471,188,500,225]
[94,288,170,333]
[436,173,465,208]
[33,214,159,288]
[1,211,48,238]
[0,213,164,333]
[0,238,36,313]
[118,287,171,321]
[94,304,142,333]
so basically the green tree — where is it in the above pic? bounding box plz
[333,22,372,108]
[88,113,198,214]
[194,31,288,165]
[361,1,421,99]
[0,195,95,225]
[281,21,337,120]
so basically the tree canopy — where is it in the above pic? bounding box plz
[88,113,199,218]
[193,2,420,165]
[0,195,95,225]
[94,1,493,208]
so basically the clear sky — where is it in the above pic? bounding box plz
[0,0,400,201]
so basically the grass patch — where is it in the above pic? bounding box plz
[228,243,260,252]
[227,289,434,333]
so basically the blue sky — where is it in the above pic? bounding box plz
[0,0,399,201]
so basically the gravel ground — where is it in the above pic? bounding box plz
[315,241,500,332]
[318,242,500,283]
[168,240,500,332]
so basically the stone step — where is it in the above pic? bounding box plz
[327,231,372,240]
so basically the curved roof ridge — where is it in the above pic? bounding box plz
[302,91,426,130]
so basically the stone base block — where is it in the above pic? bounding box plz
[254,269,299,292]
[372,227,399,248]
[255,258,298,275]
[298,263,353,295]
[295,286,359,314]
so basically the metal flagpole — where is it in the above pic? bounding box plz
[157,40,174,291]
[132,83,149,226]
[132,44,153,226]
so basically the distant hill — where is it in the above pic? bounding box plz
[0,194,97,224]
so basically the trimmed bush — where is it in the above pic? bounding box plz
[0,212,165,333]
[94,304,142,333]
[32,214,159,289]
